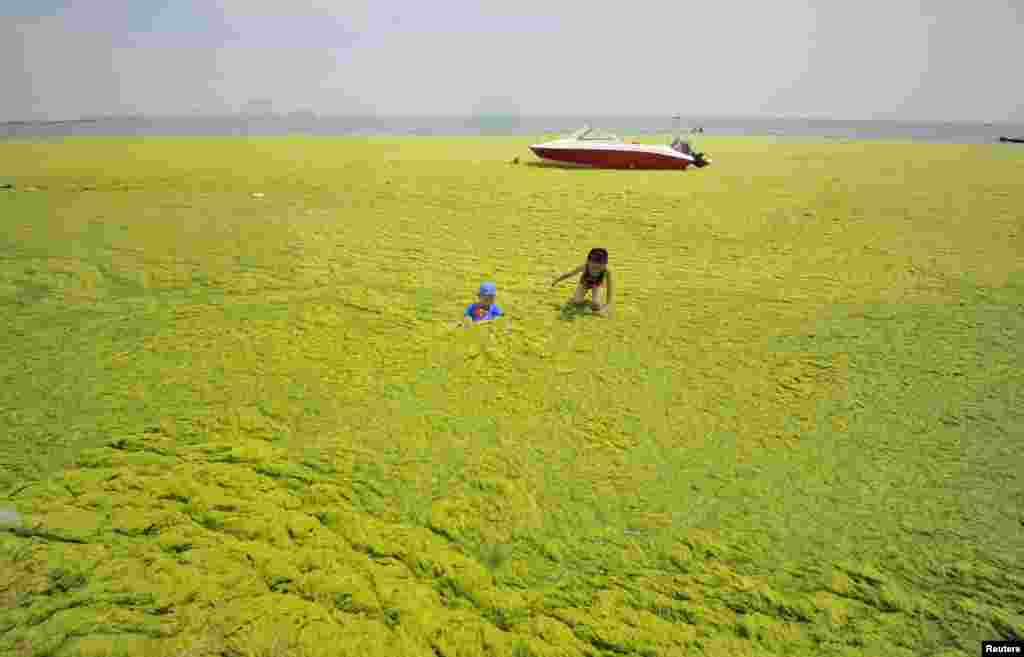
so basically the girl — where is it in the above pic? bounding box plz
[551,248,613,315]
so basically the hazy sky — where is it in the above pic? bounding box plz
[2,0,1022,122]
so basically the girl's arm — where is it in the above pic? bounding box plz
[604,269,613,306]
[551,264,584,286]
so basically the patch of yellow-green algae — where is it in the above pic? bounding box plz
[1,135,1022,656]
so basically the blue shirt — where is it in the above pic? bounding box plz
[464,303,504,322]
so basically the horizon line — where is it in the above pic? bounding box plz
[3,113,1021,126]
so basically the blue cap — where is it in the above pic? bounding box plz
[479,281,497,296]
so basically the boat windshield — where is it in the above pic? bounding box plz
[570,126,619,141]
[671,137,692,154]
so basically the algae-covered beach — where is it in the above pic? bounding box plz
[1,135,1022,656]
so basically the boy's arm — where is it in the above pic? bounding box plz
[455,305,473,327]
[604,270,613,306]
[551,264,584,286]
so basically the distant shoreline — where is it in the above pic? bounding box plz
[1,118,104,127]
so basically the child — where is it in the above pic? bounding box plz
[458,281,505,327]
[551,248,613,315]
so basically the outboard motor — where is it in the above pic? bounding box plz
[672,137,709,167]
[671,115,711,167]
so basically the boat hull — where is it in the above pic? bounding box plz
[529,145,694,170]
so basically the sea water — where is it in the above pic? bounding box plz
[3,114,1022,143]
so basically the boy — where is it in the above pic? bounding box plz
[458,281,505,327]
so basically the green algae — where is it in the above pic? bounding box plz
[1,135,1022,656]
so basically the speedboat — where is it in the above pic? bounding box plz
[529,125,710,170]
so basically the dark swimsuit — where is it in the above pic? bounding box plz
[580,268,606,289]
